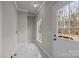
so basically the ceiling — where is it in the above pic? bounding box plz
[16,1,43,15]
[16,1,58,15]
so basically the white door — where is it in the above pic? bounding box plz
[17,11,28,43]
[52,1,79,58]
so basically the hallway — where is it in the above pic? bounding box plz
[14,42,42,58]
[0,1,79,58]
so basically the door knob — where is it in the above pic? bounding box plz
[53,38,56,41]
[54,34,56,37]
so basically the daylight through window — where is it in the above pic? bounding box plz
[57,1,79,41]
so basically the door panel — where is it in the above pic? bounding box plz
[53,38,79,58]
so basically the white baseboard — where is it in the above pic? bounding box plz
[34,40,52,58]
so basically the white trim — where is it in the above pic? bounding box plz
[54,1,72,10]
[14,1,28,13]
[28,14,35,16]
[37,1,46,13]
[17,8,36,16]
[14,1,36,16]
[34,40,52,58]
[14,1,18,9]
[14,1,46,16]
[16,8,28,13]
[38,1,46,11]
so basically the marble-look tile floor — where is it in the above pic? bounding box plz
[14,42,42,58]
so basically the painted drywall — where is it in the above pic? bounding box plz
[17,11,28,43]
[0,2,2,57]
[28,16,35,41]
[35,2,57,57]
[2,2,17,58]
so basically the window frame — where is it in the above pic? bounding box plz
[56,1,79,41]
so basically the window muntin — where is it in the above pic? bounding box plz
[57,1,79,41]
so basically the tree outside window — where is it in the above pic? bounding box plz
[57,1,79,41]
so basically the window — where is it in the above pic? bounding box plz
[57,1,79,41]
[37,19,43,43]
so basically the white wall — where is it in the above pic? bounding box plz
[28,16,35,41]
[0,2,2,57]
[17,11,28,43]
[2,1,17,58]
[35,2,56,57]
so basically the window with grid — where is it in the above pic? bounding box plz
[57,1,79,41]
[37,19,43,43]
